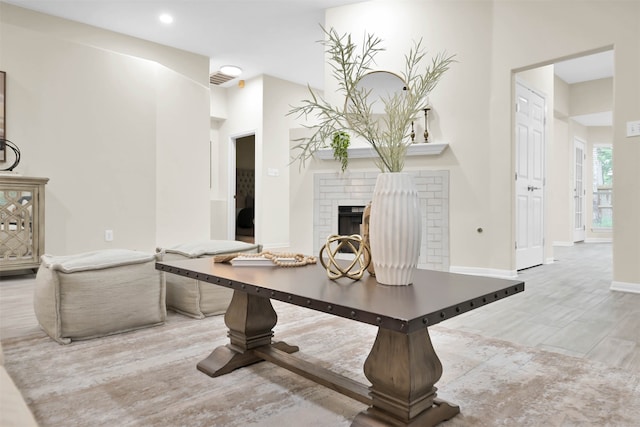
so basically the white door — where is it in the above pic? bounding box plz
[573,138,586,242]
[515,82,545,270]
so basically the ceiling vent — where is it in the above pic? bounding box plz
[209,72,236,85]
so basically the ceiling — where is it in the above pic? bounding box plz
[554,50,614,85]
[4,1,614,125]
[3,0,364,89]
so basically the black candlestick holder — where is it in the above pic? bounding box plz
[423,108,431,143]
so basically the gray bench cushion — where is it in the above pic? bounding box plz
[34,250,165,344]
[158,240,261,318]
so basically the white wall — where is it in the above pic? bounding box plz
[552,76,614,245]
[0,4,211,254]
[261,76,312,249]
[212,77,262,242]
[316,0,639,285]
[570,78,613,117]
[211,75,314,249]
[551,116,573,245]
[155,66,211,248]
[490,0,639,286]
[320,0,498,272]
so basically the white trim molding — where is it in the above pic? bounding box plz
[316,142,448,160]
[262,242,291,251]
[585,237,612,243]
[552,241,575,247]
[449,266,518,279]
[610,281,640,294]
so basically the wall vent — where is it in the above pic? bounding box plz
[210,72,235,85]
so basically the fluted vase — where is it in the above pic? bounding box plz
[369,172,422,286]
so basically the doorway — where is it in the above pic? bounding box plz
[512,49,614,274]
[231,134,256,243]
[515,80,546,270]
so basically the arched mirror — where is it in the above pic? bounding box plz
[353,71,406,115]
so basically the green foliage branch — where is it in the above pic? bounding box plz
[331,131,350,172]
[289,27,455,173]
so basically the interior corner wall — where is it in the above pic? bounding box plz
[211,75,311,249]
[552,76,615,246]
[490,0,639,285]
[322,0,639,283]
[209,87,227,239]
[214,76,262,242]
[261,76,311,249]
[570,78,613,117]
[612,36,640,285]
[155,66,211,248]
[0,4,211,254]
[550,115,573,246]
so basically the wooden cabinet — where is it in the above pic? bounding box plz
[0,175,49,272]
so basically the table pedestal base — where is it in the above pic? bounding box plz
[197,291,299,377]
[352,398,460,427]
[198,290,460,426]
[353,328,460,426]
[197,341,299,377]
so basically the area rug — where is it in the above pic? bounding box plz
[2,301,638,426]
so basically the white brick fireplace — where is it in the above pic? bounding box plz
[314,170,449,271]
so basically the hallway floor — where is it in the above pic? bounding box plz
[442,243,640,373]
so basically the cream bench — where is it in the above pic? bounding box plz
[157,240,261,319]
[34,249,166,344]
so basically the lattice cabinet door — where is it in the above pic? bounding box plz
[0,175,49,272]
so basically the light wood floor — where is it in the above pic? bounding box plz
[1,243,638,374]
[442,242,640,373]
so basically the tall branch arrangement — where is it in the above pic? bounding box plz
[289,27,455,173]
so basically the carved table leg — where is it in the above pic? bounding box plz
[352,328,460,426]
[197,291,298,377]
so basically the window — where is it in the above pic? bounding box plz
[592,145,613,229]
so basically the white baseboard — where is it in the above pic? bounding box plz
[610,281,640,294]
[553,241,574,247]
[544,257,555,265]
[449,266,518,279]
[585,237,612,243]
[262,242,291,251]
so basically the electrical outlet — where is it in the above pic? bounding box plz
[104,230,114,242]
[627,120,640,137]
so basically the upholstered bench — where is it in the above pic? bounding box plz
[157,240,261,319]
[34,249,166,344]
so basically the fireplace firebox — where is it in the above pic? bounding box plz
[337,206,365,253]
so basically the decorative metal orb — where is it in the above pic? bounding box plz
[319,234,371,281]
[0,139,21,172]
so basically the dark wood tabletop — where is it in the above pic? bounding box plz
[156,258,524,333]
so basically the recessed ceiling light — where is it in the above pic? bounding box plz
[159,13,173,24]
[220,65,242,77]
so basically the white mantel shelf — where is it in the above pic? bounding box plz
[315,142,448,160]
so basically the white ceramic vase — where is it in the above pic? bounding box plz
[369,172,422,286]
